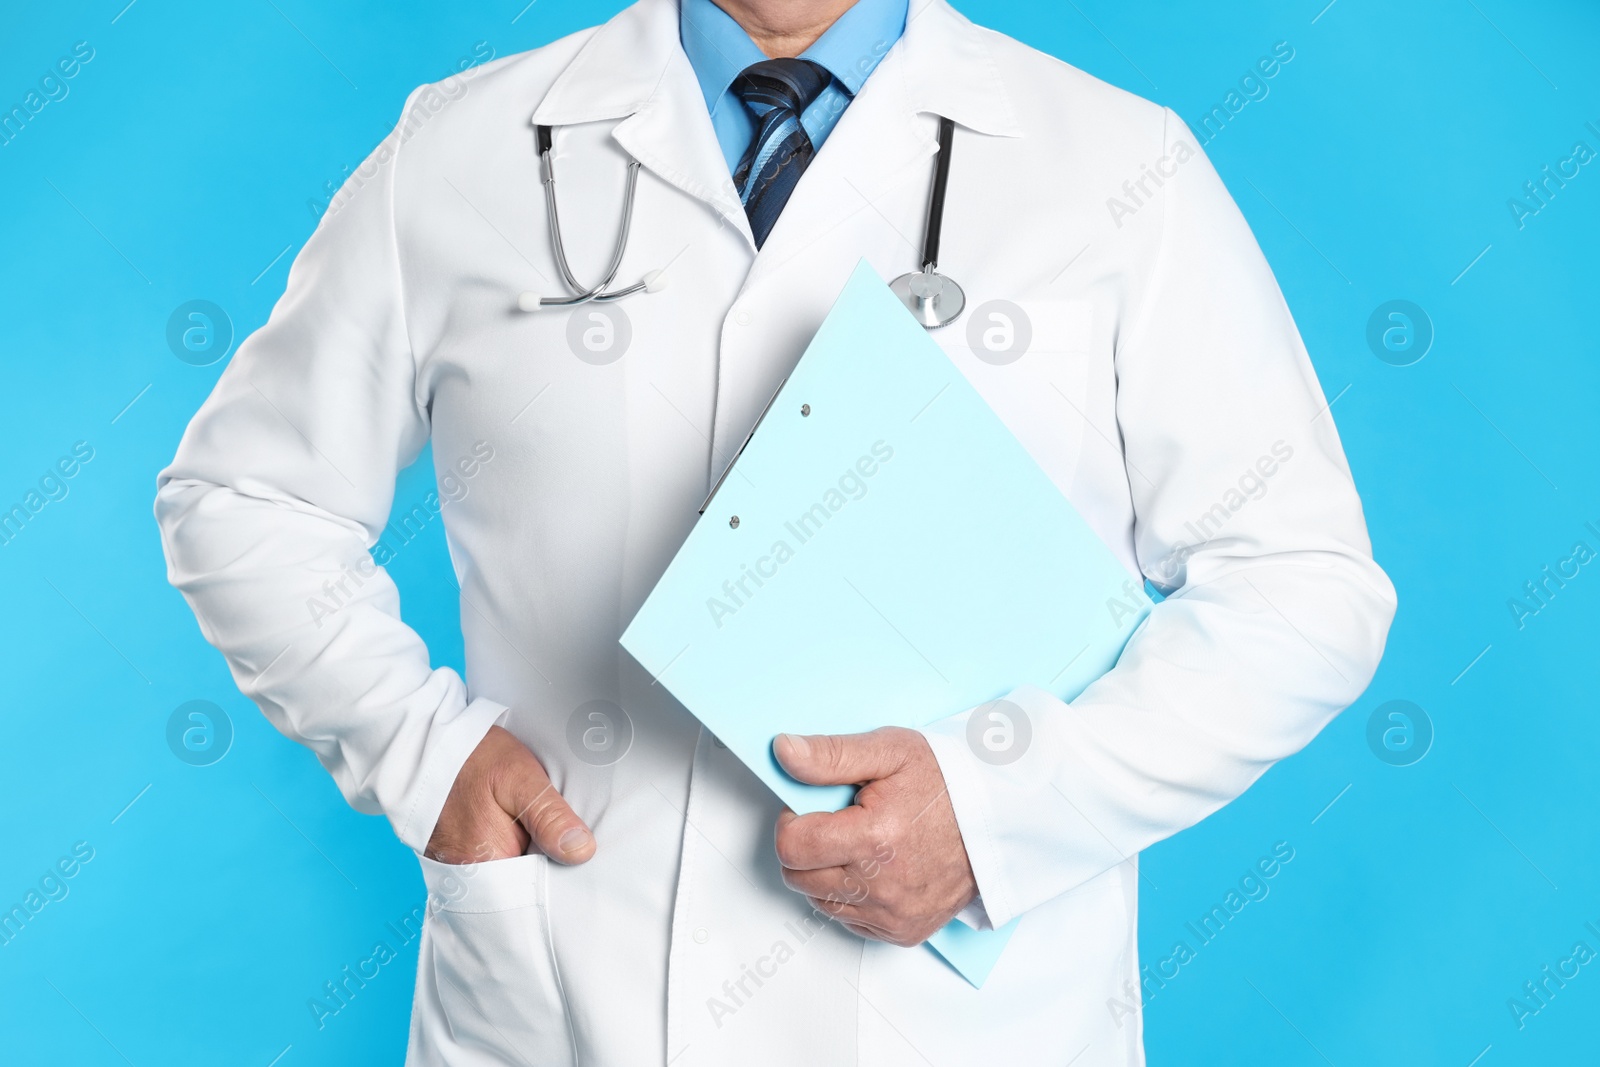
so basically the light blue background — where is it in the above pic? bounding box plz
[1,1,1595,1064]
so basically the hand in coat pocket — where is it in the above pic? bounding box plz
[426,724,597,865]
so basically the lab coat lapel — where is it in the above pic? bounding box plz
[530,0,753,246]
[744,0,1022,288]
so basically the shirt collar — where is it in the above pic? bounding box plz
[679,0,909,110]
[799,0,907,95]
[535,0,1021,141]
[680,0,768,113]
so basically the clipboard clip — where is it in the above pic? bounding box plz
[698,376,789,515]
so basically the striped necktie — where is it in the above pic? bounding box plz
[730,58,832,248]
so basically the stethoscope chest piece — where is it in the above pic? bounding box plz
[890,269,965,329]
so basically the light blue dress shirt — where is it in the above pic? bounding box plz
[680,0,909,174]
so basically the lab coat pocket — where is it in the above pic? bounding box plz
[418,852,575,1067]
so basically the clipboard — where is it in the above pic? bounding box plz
[620,261,1153,985]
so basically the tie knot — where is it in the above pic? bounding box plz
[731,58,831,118]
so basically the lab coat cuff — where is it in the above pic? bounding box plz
[394,696,511,853]
[923,683,1088,929]
[920,690,1039,930]
[952,896,993,931]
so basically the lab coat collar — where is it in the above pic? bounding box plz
[898,0,1021,139]
[531,0,748,239]
[530,0,1017,135]
[530,0,682,127]
[528,0,1019,249]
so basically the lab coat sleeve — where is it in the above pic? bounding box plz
[154,92,505,854]
[919,108,1397,929]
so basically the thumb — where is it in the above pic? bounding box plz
[494,750,596,865]
[773,727,910,786]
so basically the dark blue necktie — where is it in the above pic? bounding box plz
[730,58,831,248]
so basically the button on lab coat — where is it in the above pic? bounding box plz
[155,0,1396,1062]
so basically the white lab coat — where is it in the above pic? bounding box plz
[155,0,1396,1062]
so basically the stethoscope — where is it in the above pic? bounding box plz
[515,125,666,312]
[517,116,967,330]
[887,117,965,329]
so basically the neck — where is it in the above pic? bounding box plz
[713,0,860,58]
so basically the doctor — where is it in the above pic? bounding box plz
[156,0,1395,1063]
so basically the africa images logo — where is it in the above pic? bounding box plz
[704,440,894,629]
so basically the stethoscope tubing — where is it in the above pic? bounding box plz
[886,114,966,329]
[920,116,956,274]
[534,125,648,307]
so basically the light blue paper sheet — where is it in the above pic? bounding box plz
[620,261,1152,986]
